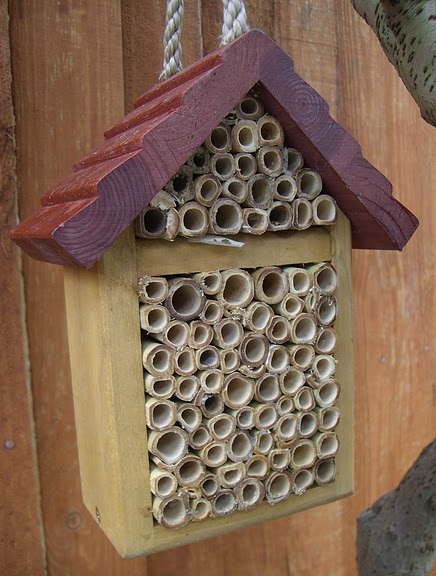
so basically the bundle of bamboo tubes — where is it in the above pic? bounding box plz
[135,92,338,241]
[139,260,341,528]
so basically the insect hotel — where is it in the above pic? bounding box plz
[10,31,417,557]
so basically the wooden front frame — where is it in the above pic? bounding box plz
[64,211,353,558]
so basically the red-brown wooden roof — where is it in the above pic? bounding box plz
[10,30,418,268]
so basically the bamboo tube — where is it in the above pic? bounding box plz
[292,198,313,229]
[267,201,293,231]
[187,145,211,175]
[283,266,311,297]
[266,316,292,344]
[241,207,269,235]
[253,402,279,430]
[191,498,212,521]
[139,304,171,334]
[294,387,315,412]
[251,267,288,305]
[135,206,167,238]
[313,379,340,408]
[142,341,174,377]
[220,349,241,374]
[276,396,294,416]
[153,320,190,349]
[245,454,270,479]
[272,293,304,321]
[257,115,284,146]
[257,145,284,177]
[188,424,211,450]
[195,345,220,371]
[236,478,265,511]
[238,364,267,379]
[199,300,224,325]
[312,432,340,459]
[211,490,238,517]
[152,493,191,528]
[150,465,178,498]
[193,174,221,207]
[207,413,236,442]
[239,333,269,368]
[289,439,317,470]
[297,411,319,438]
[289,313,317,344]
[196,441,227,468]
[227,430,255,463]
[175,374,200,402]
[210,152,235,181]
[311,355,337,383]
[290,468,315,495]
[165,278,206,322]
[189,321,213,349]
[265,345,291,374]
[235,95,265,120]
[148,426,189,465]
[254,373,281,404]
[245,174,274,210]
[308,262,338,296]
[150,190,176,210]
[165,166,194,205]
[144,374,176,400]
[176,402,202,433]
[253,430,275,456]
[149,453,176,472]
[227,406,255,430]
[145,397,177,431]
[213,461,246,489]
[222,372,255,409]
[288,343,315,371]
[221,176,248,204]
[217,269,254,309]
[315,327,338,355]
[192,270,222,296]
[204,123,232,154]
[178,201,209,237]
[273,175,297,203]
[208,198,242,235]
[316,295,338,326]
[243,301,274,333]
[279,366,306,396]
[269,448,291,472]
[315,406,341,432]
[296,169,322,200]
[231,120,258,153]
[198,473,220,499]
[198,369,224,394]
[283,147,304,174]
[274,414,299,445]
[174,347,196,376]
[174,455,206,487]
[212,318,244,349]
[138,276,168,304]
[234,152,257,180]
[195,390,224,419]
[312,194,338,225]
[264,471,292,503]
[314,458,336,485]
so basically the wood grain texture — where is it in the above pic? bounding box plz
[0,3,45,574]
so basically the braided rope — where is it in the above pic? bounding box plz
[160,0,184,80]
[221,0,250,45]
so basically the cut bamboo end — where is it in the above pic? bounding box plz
[194,174,221,207]
[315,406,341,432]
[292,198,313,229]
[235,95,265,121]
[253,402,279,430]
[208,198,242,235]
[227,430,255,462]
[265,471,292,503]
[142,341,174,377]
[257,145,284,177]
[188,146,211,175]
[316,296,338,326]
[231,120,259,153]
[257,115,284,146]
[276,396,294,416]
[150,190,176,211]
[296,169,322,200]
[241,207,269,235]
[199,300,224,325]
[191,498,212,521]
[234,152,257,180]
[192,270,223,296]
[273,174,297,202]
[144,374,176,400]
[269,448,291,472]
[174,347,197,376]
[212,318,244,349]
[207,413,236,441]
[314,458,336,485]
[290,468,315,495]
[253,430,274,455]
[238,363,267,379]
[265,345,291,374]
[313,379,341,408]
[148,427,189,466]
[189,424,211,450]
[154,320,190,349]
[175,375,200,402]
[297,411,319,438]
[313,432,340,459]
[138,276,168,304]
[315,327,338,355]
[308,262,338,296]
[294,386,315,412]
[289,439,317,470]
[312,194,338,225]
[273,293,305,321]
[195,390,224,418]
[218,269,254,309]
[165,166,194,205]
[176,402,203,432]
[254,373,281,404]
[199,473,220,499]
[283,147,304,174]
[222,372,255,409]
[273,414,299,445]
[243,301,274,333]
[312,355,337,383]
[205,123,232,154]
[197,441,227,468]
[211,490,238,517]
[214,461,246,489]
[150,465,178,498]
[228,406,255,430]
[145,398,177,431]
[189,321,214,349]
[283,266,311,297]
[239,333,269,368]
[246,454,270,479]
[135,206,167,239]
[210,152,235,181]
[266,316,292,344]
[199,368,224,394]
[174,455,206,487]
[222,177,248,203]
[279,366,306,396]
[165,278,206,322]
[289,313,317,344]
[246,174,273,210]
[220,349,241,374]
[236,478,265,511]
[267,201,293,231]
[195,345,220,371]
[178,201,209,237]
[140,304,171,334]
[288,344,315,371]
[153,493,191,528]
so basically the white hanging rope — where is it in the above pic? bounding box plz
[221,0,250,45]
[160,0,184,80]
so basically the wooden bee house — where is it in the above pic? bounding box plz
[10,30,417,558]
